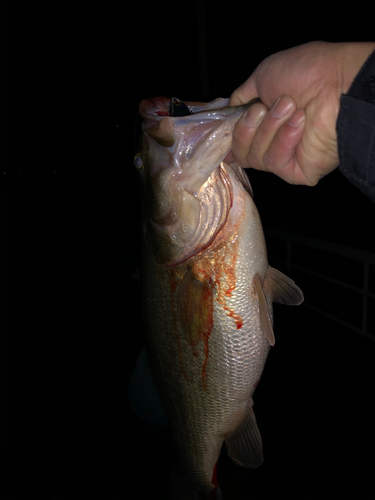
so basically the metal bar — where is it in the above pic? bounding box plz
[268,257,375,300]
[265,227,375,265]
[286,240,291,276]
[363,262,369,336]
[303,303,375,342]
[196,0,210,99]
[266,227,375,341]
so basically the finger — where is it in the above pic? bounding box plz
[229,75,258,106]
[230,102,268,167]
[267,154,310,187]
[262,108,306,183]
[246,95,297,170]
[279,154,312,187]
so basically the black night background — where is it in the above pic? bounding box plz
[1,3,375,499]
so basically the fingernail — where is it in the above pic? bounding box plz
[244,104,266,127]
[271,96,294,118]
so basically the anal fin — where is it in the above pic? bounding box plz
[225,400,263,468]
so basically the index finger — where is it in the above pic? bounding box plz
[229,74,259,106]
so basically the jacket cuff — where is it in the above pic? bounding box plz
[337,50,375,202]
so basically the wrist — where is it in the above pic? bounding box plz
[340,42,375,95]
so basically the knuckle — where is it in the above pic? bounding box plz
[246,148,263,170]
[263,149,279,171]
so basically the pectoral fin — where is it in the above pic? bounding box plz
[254,267,304,346]
[225,399,263,468]
[264,266,304,305]
[177,267,213,348]
[254,275,275,346]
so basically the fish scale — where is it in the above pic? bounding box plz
[131,97,303,499]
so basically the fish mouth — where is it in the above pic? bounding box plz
[139,97,259,148]
[138,97,172,119]
[139,96,252,164]
[139,96,231,121]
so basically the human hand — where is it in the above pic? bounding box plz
[226,41,375,185]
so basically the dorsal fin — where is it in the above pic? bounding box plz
[254,275,275,346]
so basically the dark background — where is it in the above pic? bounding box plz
[1,3,375,499]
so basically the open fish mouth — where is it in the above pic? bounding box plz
[138,97,239,149]
[139,96,232,121]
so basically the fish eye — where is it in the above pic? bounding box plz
[174,99,181,106]
[134,154,143,171]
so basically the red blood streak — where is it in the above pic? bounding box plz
[211,460,219,489]
[223,306,242,329]
[156,111,169,116]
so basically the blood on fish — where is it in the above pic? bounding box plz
[198,275,214,392]
[211,460,219,489]
[223,306,243,329]
[201,328,210,391]
[156,111,169,116]
[175,264,213,391]
[171,180,245,391]
[167,268,191,383]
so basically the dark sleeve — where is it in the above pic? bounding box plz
[336,49,375,202]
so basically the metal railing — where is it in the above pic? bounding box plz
[264,228,375,342]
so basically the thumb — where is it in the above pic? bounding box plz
[229,74,259,106]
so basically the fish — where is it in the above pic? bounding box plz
[129,96,304,499]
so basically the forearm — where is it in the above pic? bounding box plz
[340,42,375,94]
[337,47,375,202]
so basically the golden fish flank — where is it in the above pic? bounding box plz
[130,96,304,500]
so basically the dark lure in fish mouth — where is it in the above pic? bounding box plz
[139,96,192,119]
[170,97,193,116]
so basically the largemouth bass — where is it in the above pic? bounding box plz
[130,96,303,499]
